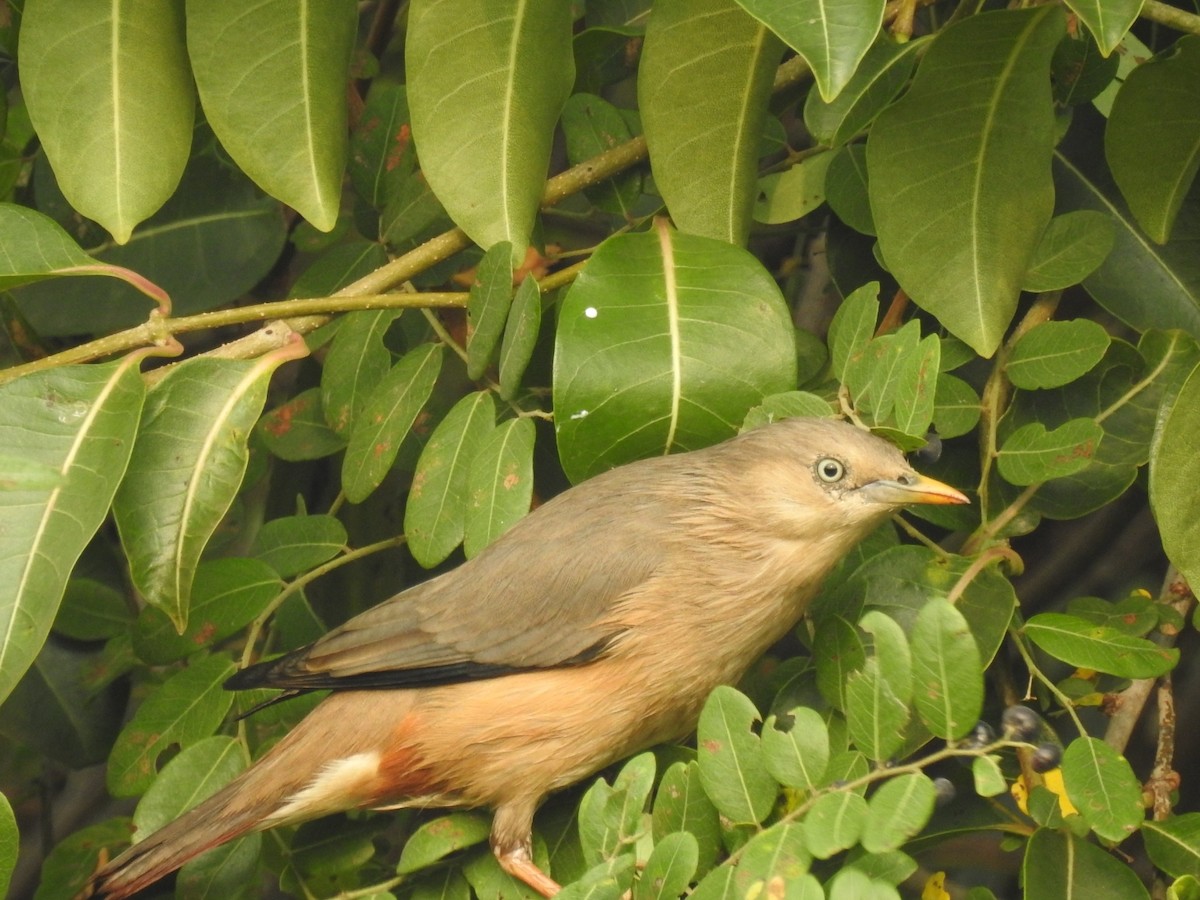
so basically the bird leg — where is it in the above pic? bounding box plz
[494,843,562,898]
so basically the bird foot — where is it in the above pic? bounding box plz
[495,845,562,897]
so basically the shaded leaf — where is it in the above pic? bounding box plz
[397,813,491,874]
[1151,358,1200,591]
[651,762,722,877]
[804,37,922,147]
[467,242,515,380]
[251,515,347,578]
[860,773,936,853]
[1022,828,1150,899]
[1143,814,1200,879]
[133,736,246,837]
[1023,211,1115,292]
[499,276,544,401]
[258,388,347,461]
[322,309,407,438]
[1064,0,1144,56]
[1106,36,1200,244]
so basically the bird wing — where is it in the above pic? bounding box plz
[227,464,680,693]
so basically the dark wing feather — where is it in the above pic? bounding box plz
[227,457,690,693]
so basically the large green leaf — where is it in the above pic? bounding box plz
[114,343,307,630]
[804,37,922,147]
[639,0,782,245]
[867,7,1064,356]
[1054,109,1200,337]
[406,0,573,259]
[15,157,286,336]
[1024,612,1178,679]
[1023,830,1151,900]
[554,225,797,483]
[734,0,883,101]
[20,0,193,242]
[186,0,356,231]
[0,356,146,705]
[1106,36,1200,244]
[133,735,246,837]
[1150,361,1200,592]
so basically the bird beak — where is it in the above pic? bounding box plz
[860,473,970,506]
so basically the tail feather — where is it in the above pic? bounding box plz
[88,690,421,898]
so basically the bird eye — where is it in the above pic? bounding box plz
[815,457,845,483]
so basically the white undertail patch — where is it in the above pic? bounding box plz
[265,751,382,825]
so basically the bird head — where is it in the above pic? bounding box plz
[723,417,969,541]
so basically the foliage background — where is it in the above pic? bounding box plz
[1,0,1200,898]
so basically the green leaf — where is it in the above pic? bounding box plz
[349,82,415,210]
[754,151,835,225]
[554,225,796,483]
[762,708,830,792]
[635,832,698,900]
[860,773,936,853]
[321,309,407,438]
[15,156,286,336]
[464,417,535,558]
[186,0,356,231]
[933,373,981,439]
[404,391,497,567]
[20,0,193,242]
[0,638,126,769]
[1054,110,1200,337]
[893,333,939,438]
[814,615,866,711]
[107,654,237,796]
[397,813,491,874]
[1023,211,1116,292]
[0,791,14,898]
[556,857,635,900]
[1151,361,1200,589]
[845,656,908,763]
[0,357,146,706]
[1024,612,1179,678]
[733,822,812,896]
[1053,28,1120,106]
[133,735,246,837]
[651,762,722,877]
[1063,0,1144,57]
[867,7,1064,356]
[133,558,281,664]
[498,276,544,401]
[1006,319,1111,390]
[342,343,444,504]
[972,755,1007,798]
[824,144,874,235]
[1061,737,1144,842]
[467,242,515,380]
[177,833,261,898]
[561,93,641,217]
[407,0,573,258]
[1143,814,1200,878]
[579,753,655,866]
[54,579,131,642]
[742,391,835,431]
[114,346,305,630]
[639,0,782,244]
[804,37,922,147]
[1023,829,1151,900]
[258,388,347,461]
[250,514,348,578]
[735,0,883,101]
[829,281,879,384]
[1106,37,1200,244]
[696,686,777,825]
[802,791,868,858]
[688,865,735,900]
[910,598,983,740]
[0,204,169,302]
[859,611,912,706]
[996,419,1104,486]
[34,818,133,900]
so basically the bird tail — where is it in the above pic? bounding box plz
[89,690,417,899]
[89,777,269,899]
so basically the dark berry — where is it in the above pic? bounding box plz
[1001,705,1041,742]
[1030,743,1062,773]
[965,720,996,749]
[933,777,956,806]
